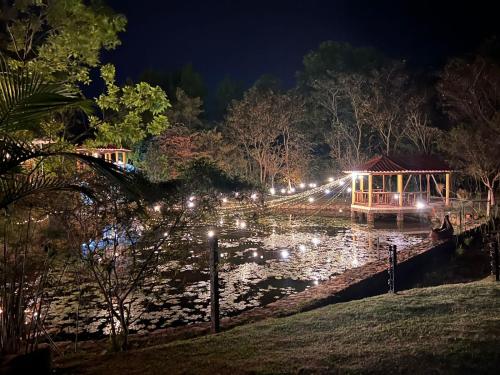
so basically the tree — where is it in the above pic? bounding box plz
[363,64,410,155]
[404,93,441,154]
[140,64,206,104]
[167,88,204,130]
[213,76,244,119]
[0,0,126,85]
[438,56,500,212]
[310,72,373,169]
[89,64,171,148]
[0,57,143,354]
[299,41,386,86]
[253,74,281,93]
[226,88,306,186]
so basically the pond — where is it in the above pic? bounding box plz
[44,213,430,341]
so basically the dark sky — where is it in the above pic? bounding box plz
[105,0,500,91]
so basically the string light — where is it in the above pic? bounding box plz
[269,187,276,195]
[207,230,215,238]
[280,249,290,259]
[324,189,331,194]
[251,193,258,201]
[299,183,306,189]
[187,201,195,208]
[280,188,287,194]
[153,204,161,212]
[308,197,315,203]
[222,197,228,203]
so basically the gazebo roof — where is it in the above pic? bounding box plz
[344,155,452,174]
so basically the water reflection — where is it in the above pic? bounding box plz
[45,214,429,340]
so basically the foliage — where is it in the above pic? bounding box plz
[0,0,126,85]
[89,64,171,147]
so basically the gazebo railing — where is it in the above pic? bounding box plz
[354,191,429,206]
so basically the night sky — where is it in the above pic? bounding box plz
[105,0,500,91]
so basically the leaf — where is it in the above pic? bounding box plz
[0,55,92,133]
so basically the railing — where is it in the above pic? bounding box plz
[354,191,429,207]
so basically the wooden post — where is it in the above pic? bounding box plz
[388,245,397,293]
[426,174,430,203]
[209,235,220,333]
[397,174,403,207]
[368,174,373,207]
[445,173,451,207]
[351,175,356,205]
[122,152,127,166]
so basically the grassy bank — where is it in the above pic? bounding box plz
[59,279,500,374]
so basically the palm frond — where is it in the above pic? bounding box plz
[0,55,92,132]
[0,173,95,210]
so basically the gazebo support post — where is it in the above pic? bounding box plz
[397,174,403,207]
[351,175,356,204]
[445,173,451,206]
[368,174,373,207]
[426,174,430,202]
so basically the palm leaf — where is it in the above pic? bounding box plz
[0,55,92,132]
[0,173,95,210]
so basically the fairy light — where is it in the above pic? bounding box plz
[222,197,228,203]
[189,195,195,202]
[299,244,306,252]
[253,251,258,257]
[187,201,195,208]
[394,194,399,200]
[289,187,296,193]
[269,187,276,195]
[347,187,352,193]
[312,237,321,245]
[299,183,306,189]
[251,193,258,201]
[308,197,315,203]
[280,188,287,194]
[280,249,290,259]
[207,230,215,238]
[153,204,161,212]
[324,189,331,194]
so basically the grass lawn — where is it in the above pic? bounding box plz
[59,280,500,374]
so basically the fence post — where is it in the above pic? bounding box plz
[388,245,397,293]
[208,233,220,333]
[490,238,499,282]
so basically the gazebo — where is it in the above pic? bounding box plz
[76,146,131,165]
[344,155,453,224]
